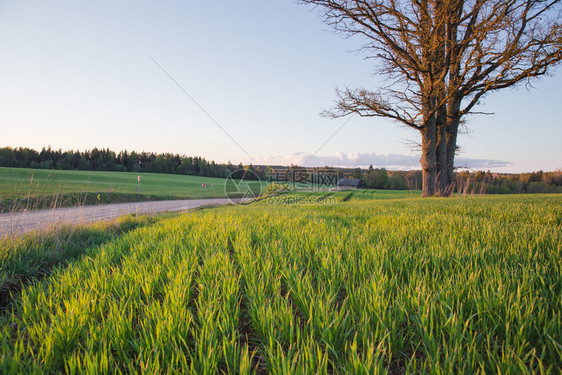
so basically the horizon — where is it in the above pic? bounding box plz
[1,1,561,173]
[2,144,560,174]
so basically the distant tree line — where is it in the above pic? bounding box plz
[269,165,562,194]
[1,146,560,194]
[0,146,241,178]
[355,167,562,194]
[341,166,411,190]
[454,170,562,195]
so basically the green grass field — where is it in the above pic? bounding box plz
[1,192,560,373]
[0,167,257,211]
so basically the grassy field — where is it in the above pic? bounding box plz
[0,167,253,211]
[1,191,560,373]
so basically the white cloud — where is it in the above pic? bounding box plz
[250,152,510,170]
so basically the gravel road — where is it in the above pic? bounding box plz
[0,198,237,238]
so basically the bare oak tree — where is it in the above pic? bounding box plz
[301,0,562,196]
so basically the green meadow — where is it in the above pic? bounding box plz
[1,191,560,373]
[0,167,243,211]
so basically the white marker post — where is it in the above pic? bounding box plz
[137,176,142,199]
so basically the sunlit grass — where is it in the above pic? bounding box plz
[0,167,238,211]
[0,193,560,373]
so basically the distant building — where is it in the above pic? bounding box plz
[337,178,365,190]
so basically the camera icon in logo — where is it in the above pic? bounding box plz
[224,169,263,204]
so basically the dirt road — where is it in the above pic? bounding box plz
[0,198,237,238]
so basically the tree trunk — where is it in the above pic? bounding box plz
[446,120,459,185]
[433,0,449,196]
[435,105,449,196]
[446,97,462,191]
[420,122,437,197]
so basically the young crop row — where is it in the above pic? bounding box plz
[1,193,560,373]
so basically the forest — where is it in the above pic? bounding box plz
[1,146,560,194]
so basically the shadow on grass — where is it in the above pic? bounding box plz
[0,214,165,311]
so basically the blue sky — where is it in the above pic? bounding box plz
[1,0,560,173]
